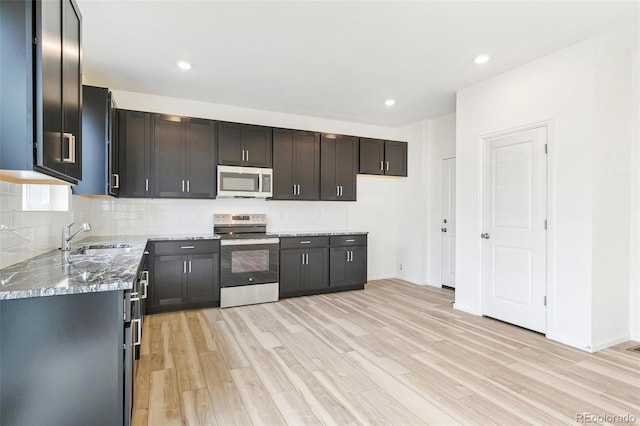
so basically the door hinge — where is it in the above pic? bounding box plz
[544,144,548,154]
[543,296,547,306]
[544,220,547,230]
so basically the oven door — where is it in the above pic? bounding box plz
[220,239,279,287]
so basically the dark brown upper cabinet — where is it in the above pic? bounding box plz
[272,129,320,200]
[218,122,272,167]
[118,110,154,198]
[73,85,113,196]
[154,115,216,199]
[0,0,83,184]
[320,134,358,201]
[359,138,407,177]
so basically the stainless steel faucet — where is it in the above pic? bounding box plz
[61,222,91,251]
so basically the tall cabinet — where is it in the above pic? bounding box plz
[272,129,320,200]
[118,110,154,198]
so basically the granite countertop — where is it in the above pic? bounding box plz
[275,231,368,237]
[0,234,220,301]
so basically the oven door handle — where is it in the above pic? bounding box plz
[220,238,280,246]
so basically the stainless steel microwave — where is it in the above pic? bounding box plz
[217,165,273,198]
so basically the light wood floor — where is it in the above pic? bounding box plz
[132,279,640,425]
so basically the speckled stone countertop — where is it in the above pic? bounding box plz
[275,231,368,237]
[0,234,220,301]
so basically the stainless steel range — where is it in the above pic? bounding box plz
[214,214,279,308]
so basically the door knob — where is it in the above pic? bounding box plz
[441,228,447,232]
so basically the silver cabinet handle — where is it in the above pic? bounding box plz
[241,150,245,161]
[62,133,76,163]
[183,260,187,273]
[336,186,340,196]
[305,253,309,264]
[300,241,311,244]
[380,161,384,171]
[340,186,343,196]
[112,173,120,189]
[182,180,185,192]
[187,180,190,193]
[130,291,140,302]
[140,271,149,299]
[296,184,300,195]
[181,245,195,249]
[301,253,305,265]
[293,185,296,195]
[346,239,355,242]
[246,150,249,162]
[133,318,142,346]
[145,178,149,192]
[345,251,350,262]
[189,260,192,273]
[386,161,389,171]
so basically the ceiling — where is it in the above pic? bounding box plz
[78,1,639,127]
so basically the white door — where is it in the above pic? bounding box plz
[441,157,456,288]
[482,127,547,333]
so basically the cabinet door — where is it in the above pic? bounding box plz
[335,135,358,200]
[74,85,107,195]
[384,141,407,177]
[242,124,272,167]
[61,0,82,180]
[272,129,295,199]
[279,249,304,296]
[320,135,338,200]
[154,115,185,198]
[152,255,186,309]
[107,92,119,196]
[294,132,320,200]
[330,247,349,288]
[186,254,217,304]
[39,0,64,178]
[186,118,216,199]
[119,110,153,198]
[358,138,384,175]
[218,122,243,166]
[347,245,367,285]
[302,248,329,291]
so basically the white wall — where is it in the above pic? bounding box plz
[424,114,456,287]
[630,51,640,342]
[455,29,637,351]
[78,90,417,281]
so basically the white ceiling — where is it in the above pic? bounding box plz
[78,1,639,126]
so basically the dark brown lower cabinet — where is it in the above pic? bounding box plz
[147,240,220,313]
[279,234,366,299]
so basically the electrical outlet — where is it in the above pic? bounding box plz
[397,263,403,271]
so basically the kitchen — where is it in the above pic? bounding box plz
[1,1,639,425]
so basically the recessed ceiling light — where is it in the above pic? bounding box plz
[474,54,490,64]
[384,99,396,107]
[177,60,192,70]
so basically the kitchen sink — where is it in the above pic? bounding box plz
[72,243,133,256]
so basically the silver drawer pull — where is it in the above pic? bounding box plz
[181,245,195,249]
[300,241,311,244]
[62,133,76,163]
[133,319,142,346]
[346,239,355,242]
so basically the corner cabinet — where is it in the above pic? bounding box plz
[320,134,358,201]
[0,0,83,184]
[147,240,220,314]
[272,129,320,200]
[359,138,407,177]
[74,85,115,196]
[218,122,272,167]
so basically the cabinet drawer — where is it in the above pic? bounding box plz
[280,236,329,249]
[330,235,367,247]
[152,240,219,255]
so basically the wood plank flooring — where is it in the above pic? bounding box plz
[133,279,640,425]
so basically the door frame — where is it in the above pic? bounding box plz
[441,156,456,288]
[478,120,554,335]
